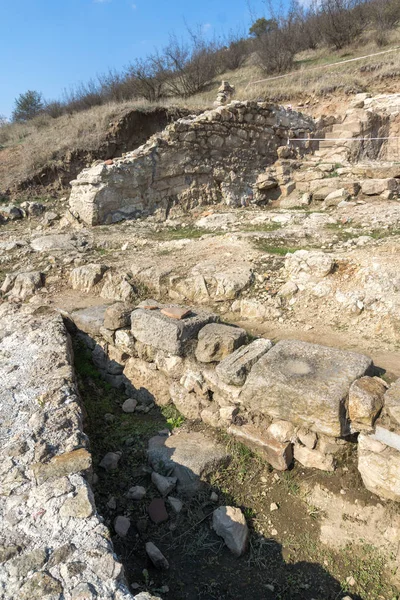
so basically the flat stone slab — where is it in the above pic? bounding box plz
[70,304,109,337]
[216,338,272,386]
[30,233,79,252]
[240,340,373,437]
[131,303,217,356]
[358,433,400,501]
[147,431,230,495]
[228,424,292,470]
[195,323,247,363]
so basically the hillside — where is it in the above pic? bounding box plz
[1,29,400,199]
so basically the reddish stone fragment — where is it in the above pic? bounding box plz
[148,498,168,524]
[161,307,191,320]
[104,159,114,165]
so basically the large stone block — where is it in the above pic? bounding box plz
[131,305,217,356]
[70,305,108,337]
[358,433,400,501]
[240,340,372,437]
[216,338,272,386]
[123,357,171,406]
[348,376,385,431]
[148,432,230,495]
[228,424,292,470]
[195,323,247,363]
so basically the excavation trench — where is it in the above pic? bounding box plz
[71,329,397,600]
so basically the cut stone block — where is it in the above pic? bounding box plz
[228,423,293,470]
[104,303,132,330]
[124,357,171,406]
[215,338,272,386]
[294,443,335,471]
[358,433,400,501]
[169,382,202,420]
[70,264,107,293]
[148,431,230,495]
[195,323,247,363]
[348,376,385,431]
[240,340,372,437]
[360,178,398,196]
[212,506,249,557]
[384,379,400,425]
[70,305,108,337]
[131,304,217,356]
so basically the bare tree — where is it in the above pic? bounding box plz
[318,0,368,50]
[369,0,400,45]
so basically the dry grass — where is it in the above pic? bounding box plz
[1,28,400,192]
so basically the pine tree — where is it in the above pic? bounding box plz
[12,90,44,122]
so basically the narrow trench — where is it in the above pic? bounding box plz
[72,334,392,600]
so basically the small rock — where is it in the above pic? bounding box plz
[346,575,356,586]
[99,451,122,470]
[270,503,279,512]
[151,472,177,496]
[107,497,117,510]
[148,498,168,524]
[122,398,137,413]
[160,306,191,320]
[210,491,218,502]
[167,497,183,514]
[127,486,146,500]
[114,515,131,537]
[297,428,317,450]
[145,542,169,569]
[212,506,249,557]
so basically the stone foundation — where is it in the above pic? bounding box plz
[68,299,400,501]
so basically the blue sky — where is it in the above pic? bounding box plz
[1,0,268,118]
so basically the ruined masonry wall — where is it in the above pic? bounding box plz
[69,300,400,503]
[69,101,315,225]
[0,304,136,600]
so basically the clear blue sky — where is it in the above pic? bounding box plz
[1,0,268,118]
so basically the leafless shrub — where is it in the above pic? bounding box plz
[318,0,368,50]
[368,0,400,46]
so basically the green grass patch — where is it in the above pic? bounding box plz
[151,226,217,241]
[254,239,300,255]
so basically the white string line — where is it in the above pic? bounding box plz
[289,136,400,141]
[245,46,400,89]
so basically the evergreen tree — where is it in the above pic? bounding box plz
[12,90,44,122]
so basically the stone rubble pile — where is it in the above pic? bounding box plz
[69,299,400,502]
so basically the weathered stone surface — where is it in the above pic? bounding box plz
[70,305,108,337]
[100,273,136,303]
[215,338,272,386]
[1,271,44,300]
[126,486,146,500]
[70,264,107,292]
[114,515,131,537]
[324,188,350,207]
[297,428,317,449]
[212,506,249,556]
[124,358,171,406]
[384,379,400,424]
[169,382,202,420]
[358,433,400,500]
[360,178,398,195]
[285,250,335,285]
[228,423,293,470]
[32,448,92,484]
[122,398,137,413]
[31,233,78,252]
[131,304,217,356]
[151,472,177,496]
[240,340,372,437]
[104,302,132,330]
[348,376,385,431]
[0,304,133,600]
[195,323,247,363]
[0,204,22,221]
[99,451,122,471]
[267,420,295,443]
[294,444,335,471]
[145,542,169,569]
[168,496,183,514]
[148,432,230,495]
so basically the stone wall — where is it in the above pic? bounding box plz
[69,299,400,502]
[68,101,315,225]
[0,303,143,600]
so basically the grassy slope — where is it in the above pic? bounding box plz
[1,27,400,195]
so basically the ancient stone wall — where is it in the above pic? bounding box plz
[69,300,400,502]
[0,304,140,600]
[69,101,315,225]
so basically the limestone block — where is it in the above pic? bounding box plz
[212,506,249,556]
[104,303,132,330]
[215,338,272,386]
[348,376,385,431]
[360,178,398,196]
[148,432,230,495]
[4,271,44,300]
[358,433,400,501]
[70,264,107,293]
[285,250,335,284]
[169,382,202,420]
[70,305,108,337]
[267,420,295,443]
[384,379,400,424]
[124,357,171,406]
[228,423,293,470]
[195,323,247,363]
[131,305,217,356]
[240,340,372,437]
[294,443,335,471]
